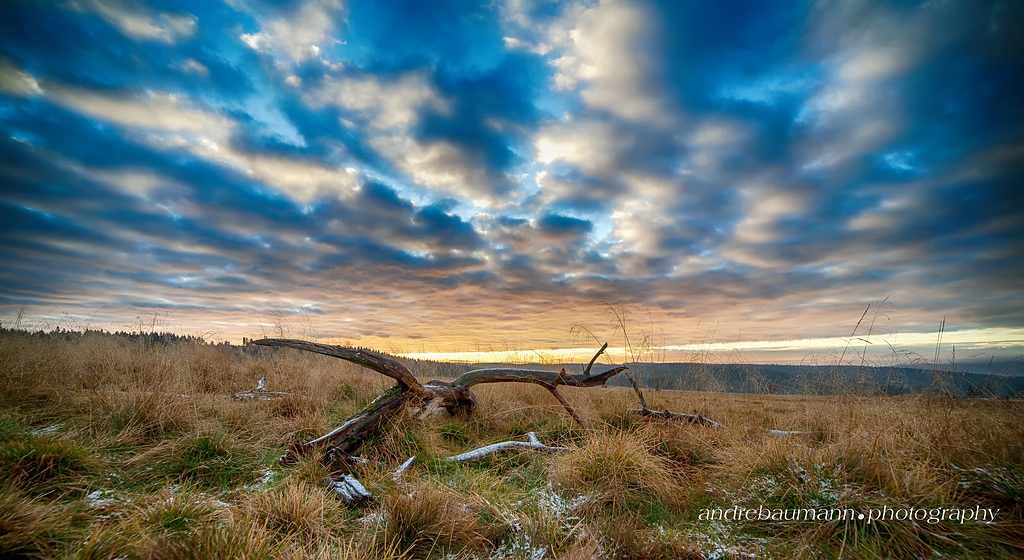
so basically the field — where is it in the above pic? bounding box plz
[1,329,1022,559]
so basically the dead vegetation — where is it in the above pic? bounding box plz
[0,327,1022,558]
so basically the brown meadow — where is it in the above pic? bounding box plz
[0,328,1022,558]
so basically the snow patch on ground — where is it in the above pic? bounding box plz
[31,424,62,436]
[243,466,276,491]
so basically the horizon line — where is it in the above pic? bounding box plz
[396,327,1024,364]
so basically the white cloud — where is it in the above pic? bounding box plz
[48,87,234,136]
[0,59,42,96]
[86,168,187,198]
[180,58,209,77]
[534,119,626,176]
[370,135,494,200]
[517,0,674,124]
[305,73,508,202]
[732,186,809,245]
[46,84,356,204]
[83,0,197,44]
[305,73,449,130]
[240,0,345,62]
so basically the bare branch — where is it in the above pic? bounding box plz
[232,376,307,401]
[767,429,805,437]
[447,432,568,463]
[450,365,627,389]
[548,385,587,427]
[327,474,372,504]
[283,385,408,463]
[251,338,428,396]
[584,342,608,375]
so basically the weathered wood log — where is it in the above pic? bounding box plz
[446,432,568,463]
[252,338,626,465]
[282,385,408,464]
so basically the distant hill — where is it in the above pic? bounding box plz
[411,360,1024,398]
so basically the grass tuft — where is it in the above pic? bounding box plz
[141,431,261,489]
[0,433,97,495]
[553,429,685,513]
[0,483,67,557]
[243,481,339,542]
[381,483,487,556]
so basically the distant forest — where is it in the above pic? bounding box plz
[428,361,1024,399]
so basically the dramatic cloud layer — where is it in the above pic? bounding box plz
[1,0,1022,363]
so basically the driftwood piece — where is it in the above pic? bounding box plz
[447,432,568,463]
[252,338,626,465]
[628,408,726,429]
[327,474,372,504]
[392,457,416,481]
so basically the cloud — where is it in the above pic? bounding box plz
[0,58,42,96]
[47,86,233,137]
[26,74,357,204]
[239,0,346,62]
[305,72,450,130]
[506,0,675,125]
[1,0,1021,355]
[535,118,623,176]
[179,58,209,77]
[82,0,197,44]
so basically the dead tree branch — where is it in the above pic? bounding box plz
[628,408,726,429]
[392,457,416,481]
[251,338,625,467]
[447,432,568,463]
[623,364,726,429]
[251,340,430,398]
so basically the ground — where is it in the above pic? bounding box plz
[1,330,1022,559]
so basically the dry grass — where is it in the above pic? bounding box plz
[552,430,685,513]
[1,328,1022,558]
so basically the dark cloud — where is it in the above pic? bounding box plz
[536,213,592,237]
[0,0,1020,355]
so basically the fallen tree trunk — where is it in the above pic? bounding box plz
[250,339,626,466]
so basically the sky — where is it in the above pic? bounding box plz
[1,0,1022,366]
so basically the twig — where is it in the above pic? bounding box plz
[547,385,587,427]
[232,376,308,401]
[767,429,805,437]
